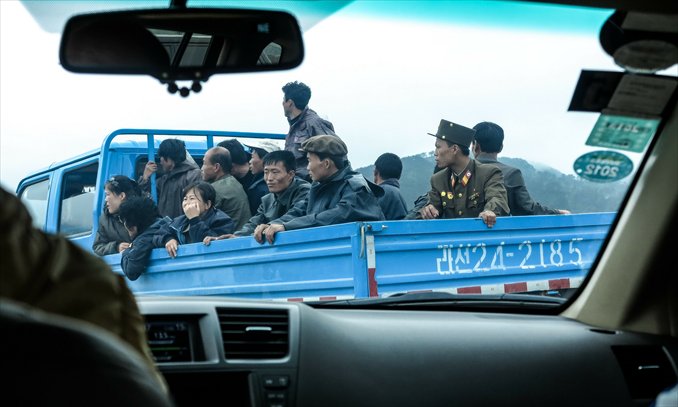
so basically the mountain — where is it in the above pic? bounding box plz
[355,153,629,214]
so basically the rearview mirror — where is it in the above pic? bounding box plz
[59,8,304,96]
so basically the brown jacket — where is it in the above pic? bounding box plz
[426,159,509,219]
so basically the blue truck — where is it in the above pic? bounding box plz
[16,129,614,301]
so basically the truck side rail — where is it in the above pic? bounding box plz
[103,213,615,301]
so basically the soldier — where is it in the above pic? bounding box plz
[419,119,509,228]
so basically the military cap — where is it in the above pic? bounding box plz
[427,119,476,148]
[300,135,348,156]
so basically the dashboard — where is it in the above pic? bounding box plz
[138,296,678,407]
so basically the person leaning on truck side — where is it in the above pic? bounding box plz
[139,138,201,219]
[418,119,509,228]
[262,135,385,243]
[201,146,251,230]
[373,153,409,220]
[118,196,171,281]
[282,81,337,181]
[204,150,311,244]
[157,181,234,258]
[471,121,570,216]
[92,175,142,256]
[0,187,168,393]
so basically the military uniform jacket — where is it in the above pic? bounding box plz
[426,159,509,219]
[272,167,385,231]
[211,174,251,231]
[476,157,560,216]
[92,208,132,256]
[235,177,311,236]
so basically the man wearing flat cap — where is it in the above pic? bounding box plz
[419,119,509,227]
[260,135,385,243]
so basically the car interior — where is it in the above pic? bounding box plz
[2,0,677,406]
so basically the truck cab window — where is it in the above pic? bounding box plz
[19,178,50,229]
[59,163,98,237]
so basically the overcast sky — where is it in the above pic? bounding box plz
[0,1,643,194]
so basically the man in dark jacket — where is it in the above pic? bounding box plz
[374,153,408,220]
[118,196,171,281]
[139,138,201,219]
[419,119,509,228]
[244,140,282,215]
[472,121,570,216]
[282,81,337,180]
[263,135,384,243]
[204,150,311,244]
[218,139,255,191]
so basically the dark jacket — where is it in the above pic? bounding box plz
[247,172,270,216]
[273,167,384,230]
[236,171,255,191]
[378,178,408,220]
[404,193,429,220]
[476,157,561,216]
[120,217,172,281]
[426,159,509,219]
[158,208,234,245]
[285,107,336,178]
[139,160,201,219]
[92,208,131,256]
[235,177,311,236]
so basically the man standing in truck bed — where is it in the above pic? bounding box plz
[139,138,201,219]
[282,81,337,181]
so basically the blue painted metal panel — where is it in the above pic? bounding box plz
[364,213,615,296]
[104,223,364,300]
[102,214,614,300]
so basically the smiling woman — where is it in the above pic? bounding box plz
[1,1,677,406]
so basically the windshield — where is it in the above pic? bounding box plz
[1,0,675,305]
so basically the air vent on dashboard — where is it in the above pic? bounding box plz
[612,345,677,400]
[217,307,289,359]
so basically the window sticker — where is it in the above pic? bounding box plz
[585,113,659,153]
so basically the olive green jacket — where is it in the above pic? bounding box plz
[211,173,252,230]
[426,159,509,219]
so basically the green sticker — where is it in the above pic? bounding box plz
[585,114,659,153]
[573,150,634,183]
